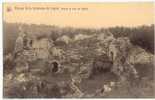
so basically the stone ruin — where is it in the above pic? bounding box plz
[107,37,138,81]
[4,27,142,98]
[91,53,113,75]
[87,32,139,81]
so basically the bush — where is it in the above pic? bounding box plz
[108,25,154,54]
[129,25,154,54]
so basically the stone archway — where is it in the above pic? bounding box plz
[51,61,59,73]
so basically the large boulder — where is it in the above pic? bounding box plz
[74,34,93,41]
[55,35,72,45]
[91,53,113,75]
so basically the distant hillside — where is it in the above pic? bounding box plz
[3,22,154,54]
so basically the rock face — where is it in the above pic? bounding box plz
[14,36,24,54]
[22,50,36,62]
[91,53,113,75]
[127,46,153,64]
[32,38,51,59]
[108,37,138,79]
[50,47,63,60]
[108,37,131,62]
[56,35,72,45]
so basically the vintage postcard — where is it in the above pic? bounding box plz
[3,2,154,98]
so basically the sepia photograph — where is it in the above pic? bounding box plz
[3,2,154,98]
